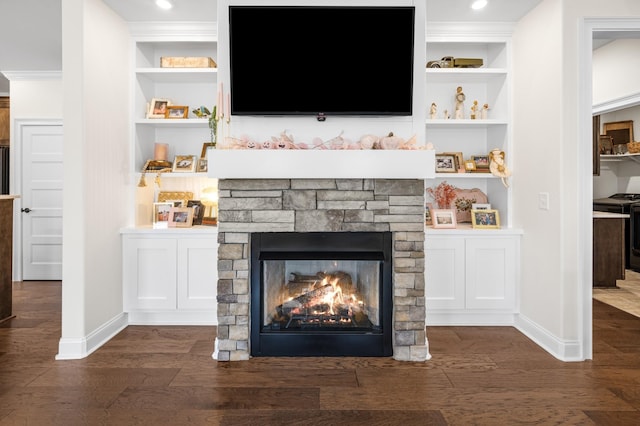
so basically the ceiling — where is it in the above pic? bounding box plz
[13,0,635,95]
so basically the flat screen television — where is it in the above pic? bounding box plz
[229,6,415,118]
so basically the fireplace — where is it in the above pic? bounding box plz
[250,232,392,356]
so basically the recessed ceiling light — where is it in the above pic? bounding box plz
[471,0,488,10]
[156,0,173,10]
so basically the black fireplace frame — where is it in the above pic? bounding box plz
[250,232,393,357]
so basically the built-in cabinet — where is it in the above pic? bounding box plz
[122,229,218,324]
[425,232,519,325]
[424,36,520,324]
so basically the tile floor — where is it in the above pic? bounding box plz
[593,269,640,317]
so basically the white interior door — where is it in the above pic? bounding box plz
[20,123,63,280]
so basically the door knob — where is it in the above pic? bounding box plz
[21,208,31,213]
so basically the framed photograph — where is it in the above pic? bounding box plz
[152,202,173,229]
[165,105,189,119]
[168,207,194,228]
[197,158,208,173]
[443,151,464,171]
[471,155,490,172]
[187,200,205,225]
[432,209,457,229]
[464,159,477,172]
[201,142,216,159]
[425,203,433,226]
[435,153,458,173]
[603,120,634,146]
[147,98,171,118]
[471,209,501,229]
[157,191,193,206]
[172,155,197,173]
[472,203,491,210]
[599,135,613,155]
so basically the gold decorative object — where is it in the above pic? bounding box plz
[158,191,194,206]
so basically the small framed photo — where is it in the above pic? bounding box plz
[425,203,434,226]
[472,203,491,210]
[187,200,205,225]
[147,98,171,118]
[165,105,189,119]
[432,209,457,229]
[172,155,197,173]
[153,202,173,229]
[168,206,194,228]
[464,159,477,172]
[435,154,458,173]
[471,155,490,171]
[443,152,464,171]
[471,209,501,229]
[197,158,208,173]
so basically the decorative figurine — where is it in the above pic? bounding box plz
[470,100,479,119]
[455,86,465,119]
[489,148,512,188]
[481,103,490,119]
[430,102,437,119]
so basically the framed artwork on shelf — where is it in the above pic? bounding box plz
[472,203,491,210]
[435,153,458,173]
[464,159,477,172]
[599,135,613,155]
[152,202,173,229]
[157,191,193,206]
[168,207,194,228]
[425,203,433,226]
[187,200,205,225]
[172,155,197,173]
[147,98,171,119]
[431,209,457,229]
[603,120,634,147]
[165,105,189,119]
[471,155,490,172]
[201,142,216,159]
[443,151,464,171]
[471,209,501,229]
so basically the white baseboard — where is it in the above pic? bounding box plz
[126,310,217,325]
[55,312,128,360]
[426,311,516,326]
[514,313,584,361]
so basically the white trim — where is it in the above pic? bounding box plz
[593,92,640,115]
[426,312,516,326]
[12,119,63,282]
[2,71,62,81]
[55,313,128,360]
[515,314,584,362]
[126,310,217,325]
[426,21,515,39]
[128,21,217,39]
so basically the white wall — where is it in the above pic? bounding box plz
[57,0,130,359]
[593,39,640,107]
[512,0,640,361]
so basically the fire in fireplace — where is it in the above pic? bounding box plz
[251,232,392,357]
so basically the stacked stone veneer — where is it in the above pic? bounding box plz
[215,178,430,362]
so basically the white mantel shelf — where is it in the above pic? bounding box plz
[207,149,435,179]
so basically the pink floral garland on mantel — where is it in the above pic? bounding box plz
[221,131,425,150]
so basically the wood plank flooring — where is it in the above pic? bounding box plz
[1,281,640,425]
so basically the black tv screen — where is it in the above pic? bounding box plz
[229,6,415,117]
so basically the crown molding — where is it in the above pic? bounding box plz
[593,92,640,115]
[128,21,217,40]
[426,21,515,39]
[1,71,62,81]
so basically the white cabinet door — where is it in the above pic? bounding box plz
[425,237,466,309]
[177,238,218,312]
[123,237,177,311]
[465,237,517,310]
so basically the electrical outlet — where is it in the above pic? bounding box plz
[538,192,550,210]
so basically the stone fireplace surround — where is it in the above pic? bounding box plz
[213,178,430,362]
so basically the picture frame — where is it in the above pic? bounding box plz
[157,191,193,206]
[197,158,208,173]
[599,135,613,155]
[443,151,464,171]
[435,153,458,173]
[187,200,205,225]
[165,105,189,119]
[472,203,491,210]
[152,202,173,229]
[603,120,634,146]
[147,98,171,119]
[172,155,197,173]
[425,203,433,226]
[168,206,194,228]
[471,209,501,229]
[471,155,490,172]
[201,142,216,159]
[432,209,457,229]
[464,159,477,172]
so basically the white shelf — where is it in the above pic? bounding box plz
[425,225,523,235]
[425,68,508,82]
[135,118,209,127]
[601,153,640,164]
[426,119,508,128]
[431,173,498,179]
[136,68,217,83]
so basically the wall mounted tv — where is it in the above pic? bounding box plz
[229,6,415,118]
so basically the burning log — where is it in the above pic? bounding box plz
[277,283,334,317]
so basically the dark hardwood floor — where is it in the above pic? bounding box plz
[1,281,640,425]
